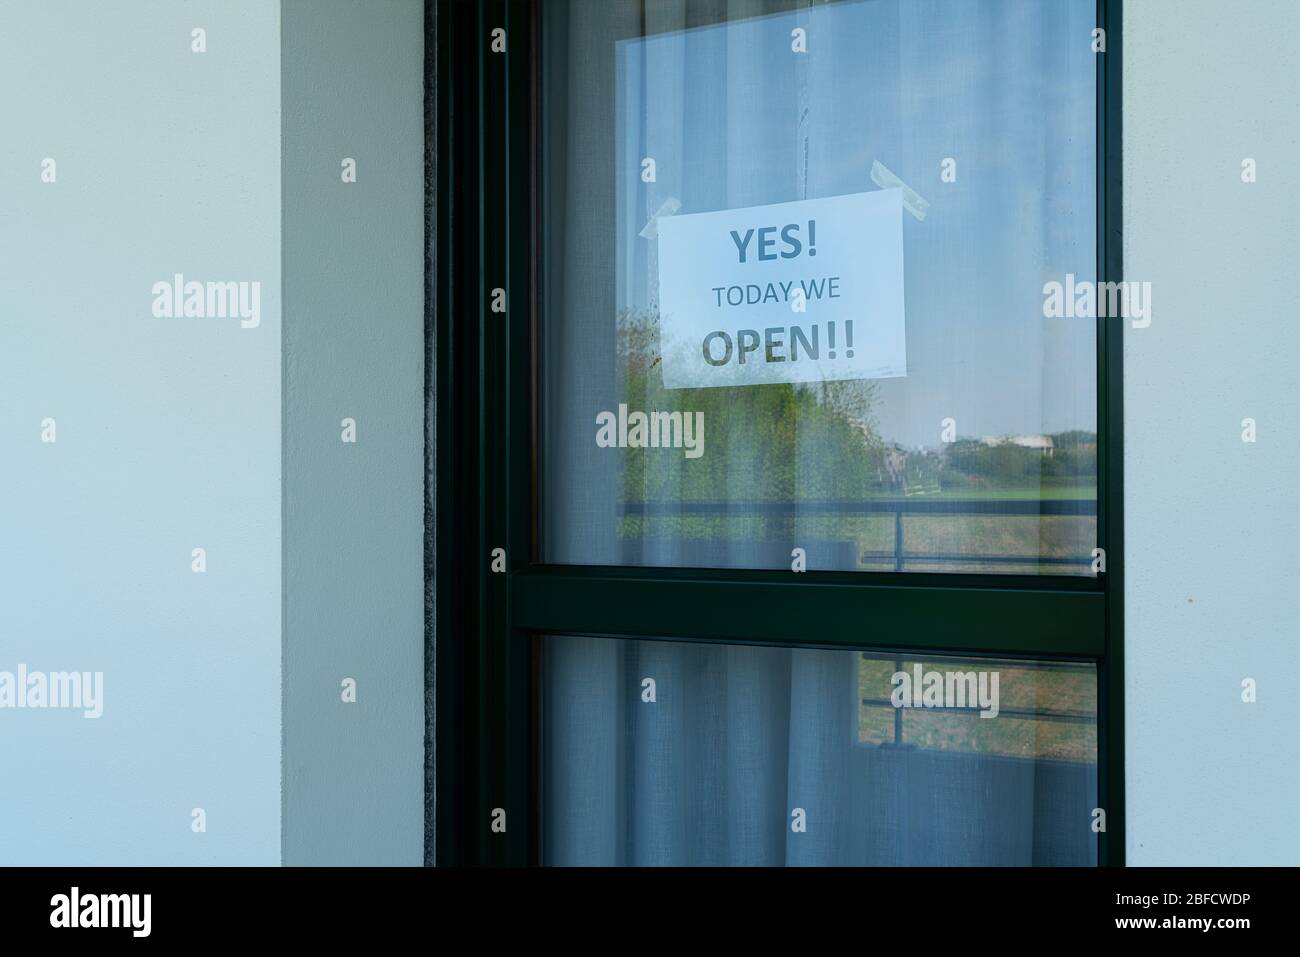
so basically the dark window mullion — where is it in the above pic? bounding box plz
[1097,0,1125,868]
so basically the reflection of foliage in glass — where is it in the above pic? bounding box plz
[945,437,1096,491]
[620,307,1098,502]
[614,309,1097,570]
[617,307,885,504]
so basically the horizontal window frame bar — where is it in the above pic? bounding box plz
[512,565,1105,658]
[516,561,1106,592]
[862,651,1096,671]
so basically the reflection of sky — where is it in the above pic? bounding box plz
[617,0,1097,447]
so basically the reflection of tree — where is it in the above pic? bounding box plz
[617,308,886,524]
[613,308,1097,566]
[943,436,1097,491]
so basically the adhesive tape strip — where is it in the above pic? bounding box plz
[640,197,682,240]
[870,160,929,222]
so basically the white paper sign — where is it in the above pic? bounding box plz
[655,190,907,389]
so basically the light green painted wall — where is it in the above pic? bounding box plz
[0,0,282,864]
[1124,0,1300,864]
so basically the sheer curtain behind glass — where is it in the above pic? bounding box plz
[545,636,1098,865]
[541,0,1100,865]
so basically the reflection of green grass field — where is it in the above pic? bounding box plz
[620,511,1097,574]
[858,655,1097,762]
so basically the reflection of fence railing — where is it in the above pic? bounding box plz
[863,654,1097,750]
[861,697,1098,724]
[620,498,1098,571]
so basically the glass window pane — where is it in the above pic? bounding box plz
[541,0,1098,574]
[543,635,1098,865]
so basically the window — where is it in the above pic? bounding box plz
[544,638,1098,865]
[543,0,1099,576]
[431,0,1123,866]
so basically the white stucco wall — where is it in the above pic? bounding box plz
[1124,0,1300,864]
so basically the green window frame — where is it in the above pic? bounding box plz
[429,0,1124,867]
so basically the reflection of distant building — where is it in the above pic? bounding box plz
[981,434,1055,456]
